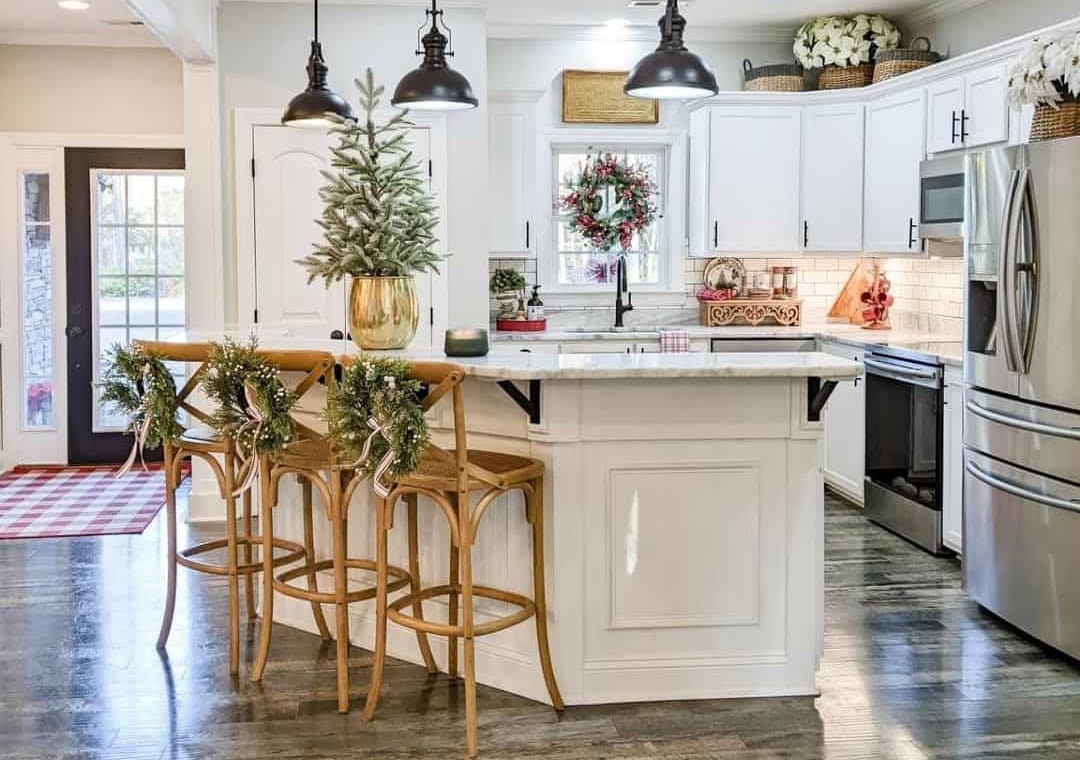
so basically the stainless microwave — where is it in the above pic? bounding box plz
[919,155,966,244]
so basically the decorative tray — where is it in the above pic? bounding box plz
[495,318,547,333]
[699,299,802,327]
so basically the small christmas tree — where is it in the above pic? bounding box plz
[298,69,441,284]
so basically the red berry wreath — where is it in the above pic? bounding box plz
[560,153,658,252]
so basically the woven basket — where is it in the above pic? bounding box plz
[873,37,942,83]
[743,59,805,92]
[1030,99,1080,141]
[817,63,874,90]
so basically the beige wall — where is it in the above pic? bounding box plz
[0,45,183,134]
[910,0,1080,56]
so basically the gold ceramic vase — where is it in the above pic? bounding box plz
[348,276,419,350]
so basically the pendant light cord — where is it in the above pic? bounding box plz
[664,0,674,37]
[314,0,319,44]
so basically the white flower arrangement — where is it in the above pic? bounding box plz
[1007,32,1080,107]
[794,14,900,70]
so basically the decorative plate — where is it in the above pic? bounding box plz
[702,257,746,293]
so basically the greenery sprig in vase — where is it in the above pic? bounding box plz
[297,69,441,349]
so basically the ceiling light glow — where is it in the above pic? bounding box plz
[57,0,91,9]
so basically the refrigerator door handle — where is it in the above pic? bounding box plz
[1015,172,1039,374]
[997,168,1022,373]
[966,460,1080,514]
[966,399,1080,441]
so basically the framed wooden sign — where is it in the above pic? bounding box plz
[562,70,659,125]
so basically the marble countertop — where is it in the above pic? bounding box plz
[160,330,861,382]
[492,323,963,367]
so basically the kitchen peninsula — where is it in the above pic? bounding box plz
[171,333,860,705]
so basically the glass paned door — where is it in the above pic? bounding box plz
[90,171,185,431]
[20,172,55,429]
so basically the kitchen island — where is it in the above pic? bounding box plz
[168,333,860,705]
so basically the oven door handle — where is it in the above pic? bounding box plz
[966,399,1080,440]
[966,460,1080,514]
[863,358,940,382]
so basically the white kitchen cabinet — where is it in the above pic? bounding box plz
[688,107,712,257]
[488,94,538,257]
[707,105,802,254]
[926,76,965,154]
[926,63,1009,153]
[821,341,865,505]
[864,89,926,254]
[942,366,964,554]
[801,103,864,253]
[558,340,640,354]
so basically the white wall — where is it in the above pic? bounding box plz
[487,36,791,131]
[216,1,488,328]
[0,45,183,134]
[910,0,1080,56]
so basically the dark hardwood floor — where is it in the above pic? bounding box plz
[2,492,1080,759]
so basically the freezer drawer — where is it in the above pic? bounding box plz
[965,388,1080,485]
[964,449,1080,660]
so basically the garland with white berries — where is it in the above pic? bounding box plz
[201,337,297,459]
[325,357,429,494]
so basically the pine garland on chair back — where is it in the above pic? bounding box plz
[325,357,430,497]
[201,337,298,495]
[100,344,183,476]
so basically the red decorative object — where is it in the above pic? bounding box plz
[696,287,739,301]
[860,263,894,330]
[496,318,547,332]
[560,153,657,253]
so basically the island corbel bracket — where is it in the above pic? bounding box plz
[497,379,542,425]
[807,377,839,422]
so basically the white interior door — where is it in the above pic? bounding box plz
[252,124,435,348]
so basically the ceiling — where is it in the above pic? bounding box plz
[0,0,160,46]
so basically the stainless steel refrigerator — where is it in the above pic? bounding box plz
[964,136,1080,661]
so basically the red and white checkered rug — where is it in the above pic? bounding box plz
[0,465,176,540]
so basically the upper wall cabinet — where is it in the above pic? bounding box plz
[926,62,1009,153]
[801,103,864,253]
[489,94,539,257]
[707,105,802,254]
[865,89,926,254]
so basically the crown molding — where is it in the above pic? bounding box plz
[487,22,793,45]
[903,0,993,27]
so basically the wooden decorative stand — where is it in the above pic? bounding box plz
[699,299,802,327]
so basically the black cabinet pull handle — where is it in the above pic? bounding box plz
[803,220,809,247]
[908,218,918,249]
[951,110,959,144]
[961,109,970,142]
[713,221,719,249]
[525,221,530,249]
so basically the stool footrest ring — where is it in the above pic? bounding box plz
[274,559,411,605]
[387,584,537,637]
[177,536,305,577]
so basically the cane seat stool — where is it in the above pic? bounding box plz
[137,341,319,676]
[359,360,564,758]
[249,351,437,713]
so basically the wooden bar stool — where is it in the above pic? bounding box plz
[360,361,563,757]
[250,351,437,713]
[137,341,320,676]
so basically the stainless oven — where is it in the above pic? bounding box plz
[863,345,948,554]
[920,154,966,245]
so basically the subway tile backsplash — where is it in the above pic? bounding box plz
[489,255,964,336]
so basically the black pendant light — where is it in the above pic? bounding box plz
[624,0,718,100]
[392,0,478,111]
[282,0,355,126]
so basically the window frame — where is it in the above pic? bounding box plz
[538,128,688,307]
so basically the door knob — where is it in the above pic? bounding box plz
[330,330,344,340]
[65,325,85,338]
